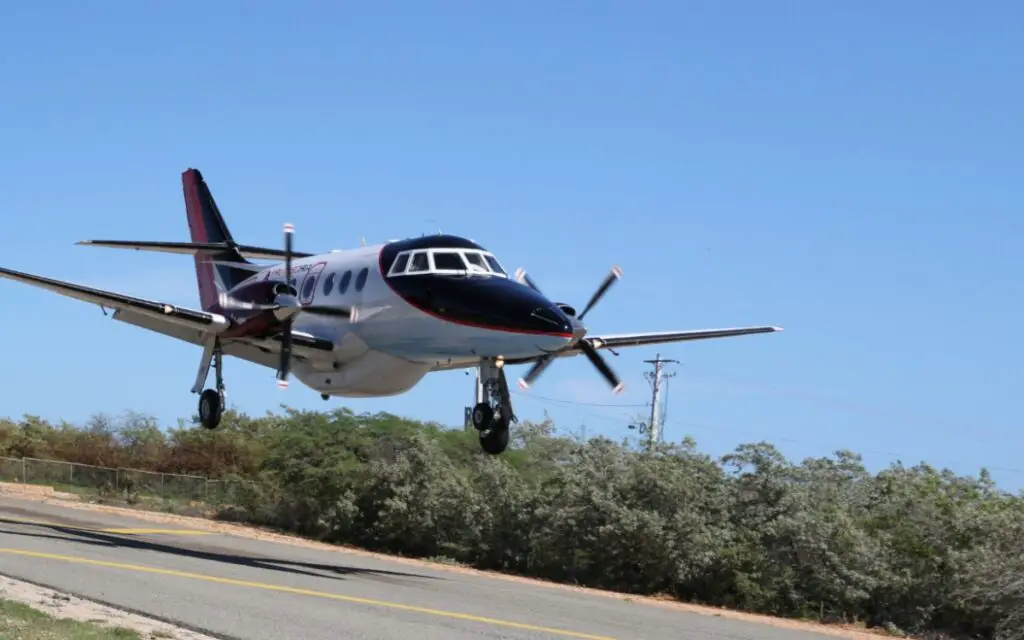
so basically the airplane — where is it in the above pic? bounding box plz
[0,168,783,455]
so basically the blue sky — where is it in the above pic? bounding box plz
[1,1,1021,488]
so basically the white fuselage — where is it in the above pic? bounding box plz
[233,243,573,398]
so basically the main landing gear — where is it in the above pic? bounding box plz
[471,357,516,455]
[192,338,226,430]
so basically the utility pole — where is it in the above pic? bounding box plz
[643,353,678,447]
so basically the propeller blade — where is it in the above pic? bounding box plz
[578,340,624,394]
[277,321,292,388]
[277,223,295,389]
[517,354,557,389]
[576,265,622,321]
[513,268,544,295]
[283,223,294,288]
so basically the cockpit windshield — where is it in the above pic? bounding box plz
[387,248,508,278]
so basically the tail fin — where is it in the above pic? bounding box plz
[181,168,252,310]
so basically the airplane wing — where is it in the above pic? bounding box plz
[0,265,335,370]
[586,326,782,350]
[0,266,229,334]
[499,325,782,367]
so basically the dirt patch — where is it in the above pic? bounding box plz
[0,482,890,639]
[0,573,216,639]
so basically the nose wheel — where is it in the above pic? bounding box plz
[472,359,515,455]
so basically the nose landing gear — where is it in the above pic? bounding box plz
[471,357,516,455]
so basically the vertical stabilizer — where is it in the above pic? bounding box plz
[181,168,251,310]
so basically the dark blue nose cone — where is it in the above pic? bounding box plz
[386,273,574,336]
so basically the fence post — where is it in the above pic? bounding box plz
[21,458,26,483]
[69,462,74,485]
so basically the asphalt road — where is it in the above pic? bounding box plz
[0,496,836,640]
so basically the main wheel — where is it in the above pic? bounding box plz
[471,402,493,431]
[198,388,223,430]
[479,424,509,455]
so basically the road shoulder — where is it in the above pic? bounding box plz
[0,573,216,640]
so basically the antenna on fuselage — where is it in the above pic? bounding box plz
[360,236,366,247]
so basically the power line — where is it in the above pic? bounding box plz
[509,390,648,408]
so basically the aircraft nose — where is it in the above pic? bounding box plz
[528,304,574,336]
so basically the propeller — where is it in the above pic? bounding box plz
[277,223,295,389]
[217,223,351,389]
[274,223,356,388]
[514,265,625,394]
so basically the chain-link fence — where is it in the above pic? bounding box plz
[0,456,247,504]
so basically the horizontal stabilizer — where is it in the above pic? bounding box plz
[77,240,314,261]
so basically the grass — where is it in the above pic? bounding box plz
[0,598,142,640]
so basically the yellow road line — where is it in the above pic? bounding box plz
[0,515,210,536]
[0,548,616,640]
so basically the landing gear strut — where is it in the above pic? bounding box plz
[471,358,516,455]
[192,338,226,430]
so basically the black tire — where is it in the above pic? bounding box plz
[199,389,222,429]
[479,424,509,455]
[471,402,493,431]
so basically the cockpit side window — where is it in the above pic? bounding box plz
[390,253,410,276]
[408,251,429,273]
[483,254,506,275]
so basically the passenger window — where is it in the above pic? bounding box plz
[323,272,336,296]
[433,252,466,271]
[409,252,429,272]
[391,253,409,275]
[301,274,317,300]
[337,270,352,294]
[354,267,369,291]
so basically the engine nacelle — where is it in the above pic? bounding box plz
[226,280,296,306]
[554,302,577,317]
